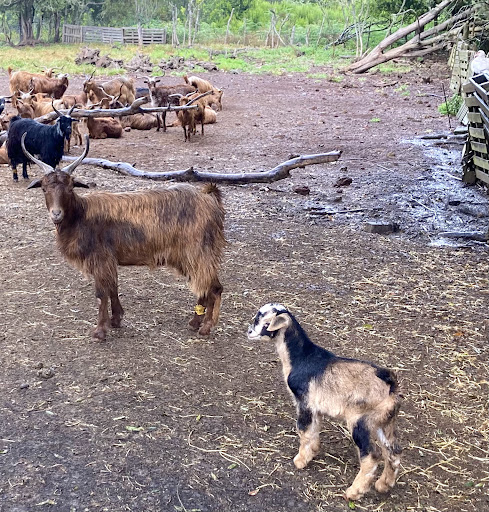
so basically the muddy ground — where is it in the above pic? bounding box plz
[0,59,488,512]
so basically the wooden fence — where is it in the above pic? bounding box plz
[448,40,476,95]
[62,24,167,45]
[462,73,489,186]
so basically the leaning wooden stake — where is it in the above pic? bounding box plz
[62,151,342,183]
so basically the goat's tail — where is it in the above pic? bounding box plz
[202,183,222,204]
[7,66,13,77]
[183,75,189,84]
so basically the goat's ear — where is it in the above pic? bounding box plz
[73,179,89,189]
[267,313,290,332]
[27,178,42,189]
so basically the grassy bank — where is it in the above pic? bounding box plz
[0,43,413,77]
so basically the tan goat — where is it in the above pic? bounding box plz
[248,304,402,502]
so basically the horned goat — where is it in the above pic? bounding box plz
[144,76,196,131]
[22,135,225,341]
[172,91,212,142]
[7,104,77,181]
[8,67,55,106]
[184,75,223,111]
[15,97,82,151]
[29,75,69,99]
[83,74,135,106]
[248,303,402,501]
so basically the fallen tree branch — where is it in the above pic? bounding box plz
[62,151,342,183]
[346,1,474,73]
[35,97,198,124]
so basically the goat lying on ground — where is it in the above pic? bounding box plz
[248,304,402,501]
[86,98,123,139]
[7,104,77,181]
[23,135,225,341]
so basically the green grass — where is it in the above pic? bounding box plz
[0,42,419,77]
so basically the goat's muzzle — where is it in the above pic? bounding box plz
[50,208,64,225]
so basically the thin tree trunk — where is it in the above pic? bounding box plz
[225,8,234,45]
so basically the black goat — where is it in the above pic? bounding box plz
[7,104,76,181]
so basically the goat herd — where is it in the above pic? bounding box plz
[1,65,403,503]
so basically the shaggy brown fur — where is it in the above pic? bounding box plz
[25,142,225,341]
[248,304,402,501]
[184,75,223,111]
[8,67,54,106]
[83,76,135,106]
[86,99,123,139]
[0,142,9,164]
[29,75,69,99]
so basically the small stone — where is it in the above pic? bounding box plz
[293,185,310,196]
[334,177,352,187]
[124,127,131,132]
[20,383,29,390]
[364,222,399,235]
[38,368,55,380]
[34,362,43,369]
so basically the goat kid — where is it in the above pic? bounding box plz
[22,135,225,341]
[248,304,402,501]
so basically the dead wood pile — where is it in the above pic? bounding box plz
[346,0,483,74]
[158,57,218,72]
[75,47,124,69]
[125,53,154,73]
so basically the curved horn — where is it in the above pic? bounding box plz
[186,90,212,106]
[68,104,76,116]
[21,133,54,174]
[61,135,90,175]
[51,99,63,117]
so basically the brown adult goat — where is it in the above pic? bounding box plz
[144,77,196,132]
[22,135,225,341]
[29,75,69,99]
[86,98,123,139]
[83,75,135,106]
[8,67,55,106]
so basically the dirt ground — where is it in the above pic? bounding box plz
[0,58,488,512]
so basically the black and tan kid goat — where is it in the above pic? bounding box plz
[248,303,402,501]
[22,135,225,341]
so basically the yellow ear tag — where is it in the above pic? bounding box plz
[195,305,206,316]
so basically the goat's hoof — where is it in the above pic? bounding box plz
[293,454,308,470]
[198,324,212,336]
[111,317,122,328]
[92,328,107,341]
[344,486,365,501]
[374,478,393,494]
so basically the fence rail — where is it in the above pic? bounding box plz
[462,73,489,186]
[62,24,167,45]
